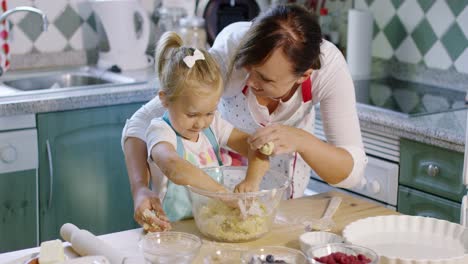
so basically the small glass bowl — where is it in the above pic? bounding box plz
[307,243,379,264]
[299,231,345,253]
[203,249,243,264]
[241,246,308,264]
[138,232,202,264]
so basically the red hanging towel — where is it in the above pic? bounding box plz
[0,0,10,72]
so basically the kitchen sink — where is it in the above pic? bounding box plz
[0,67,136,93]
[4,73,112,91]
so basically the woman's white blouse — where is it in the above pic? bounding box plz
[122,22,367,196]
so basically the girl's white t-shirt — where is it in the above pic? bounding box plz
[145,111,233,201]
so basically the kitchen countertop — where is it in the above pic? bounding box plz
[0,191,399,264]
[0,66,465,152]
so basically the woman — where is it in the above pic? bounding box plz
[122,4,367,231]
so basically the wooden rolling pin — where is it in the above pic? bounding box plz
[60,223,126,264]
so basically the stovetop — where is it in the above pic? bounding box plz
[354,77,468,117]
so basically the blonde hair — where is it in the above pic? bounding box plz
[155,31,223,101]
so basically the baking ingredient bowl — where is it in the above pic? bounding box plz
[307,243,379,264]
[299,231,345,253]
[138,231,202,264]
[203,248,243,264]
[187,166,290,242]
[241,246,308,264]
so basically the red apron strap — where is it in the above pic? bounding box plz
[301,77,312,102]
[242,85,248,95]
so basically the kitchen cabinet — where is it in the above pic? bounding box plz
[398,138,464,223]
[0,169,37,252]
[37,102,145,242]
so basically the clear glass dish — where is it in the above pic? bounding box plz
[241,246,308,264]
[187,166,290,242]
[138,231,201,264]
[307,243,379,264]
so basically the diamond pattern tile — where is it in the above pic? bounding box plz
[69,23,98,50]
[391,0,404,9]
[373,20,379,38]
[426,1,455,37]
[4,0,468,75]
[457,6,468,38]
[447,0,467,16]
[17,11,46,42]
[54,5,83,40]
[411,18,437,55]
[397,0,424,33]
[383,15,406,49]
[7,0,33,23]
[372,32,393,59]
[35,0,66,21]
[441,23,468,60]
[454,48,468,74]
[9,26,33,54]
[424,41,452,70]
[370,0,395,29]
[35,24,67,53]
[70,0,93,20]
[395,36,421,64]
[365,0,375,6]
[417,0,435,12]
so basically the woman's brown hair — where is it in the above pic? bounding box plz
[233,4,322,76]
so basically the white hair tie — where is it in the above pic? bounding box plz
[183,49,205,68]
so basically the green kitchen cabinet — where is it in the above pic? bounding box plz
[0,169,37,253]
[37,102,144,242]
[398,186,460,223]
[399,138,464,223]
[400,139,464,202]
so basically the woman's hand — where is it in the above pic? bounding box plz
[248,124,308,155]
[133,187,171,232]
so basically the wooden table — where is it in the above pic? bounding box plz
[1,191,398,263]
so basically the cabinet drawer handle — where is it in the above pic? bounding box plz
[46,139,54,210]
[427,164,439,177]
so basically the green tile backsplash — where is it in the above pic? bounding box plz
[6,0,468,74]
[356,0,468,74]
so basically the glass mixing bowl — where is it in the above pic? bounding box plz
[241,246,308,264]
[307,243,379,264]
[187,166,290,242]
[138,231,202,264]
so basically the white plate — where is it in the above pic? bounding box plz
[342,215,468,264]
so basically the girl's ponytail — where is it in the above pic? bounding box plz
[155,32,183,79]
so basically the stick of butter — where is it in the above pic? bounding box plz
[39,239,65,264]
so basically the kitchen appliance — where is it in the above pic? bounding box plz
[201,0,261,45]
[354,78,468,117]
[0,114,38,252]
[90,0,152,70]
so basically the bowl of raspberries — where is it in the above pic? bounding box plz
[306,243,379,264]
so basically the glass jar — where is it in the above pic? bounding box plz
[154,7,187,36]
[179,16,207,49]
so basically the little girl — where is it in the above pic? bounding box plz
[144,32,270,227]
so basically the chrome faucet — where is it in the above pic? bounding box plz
[0,6,48,76]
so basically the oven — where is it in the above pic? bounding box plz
[305,117,399,210]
